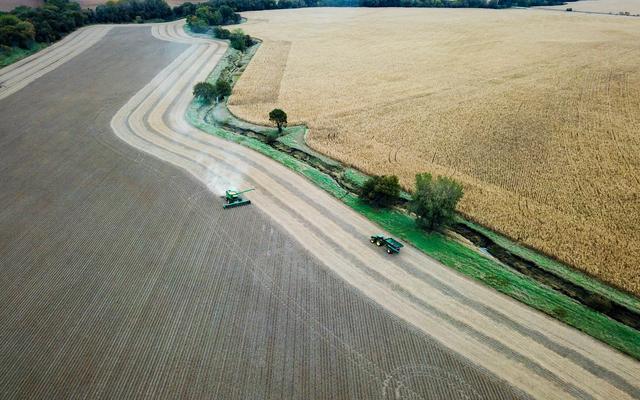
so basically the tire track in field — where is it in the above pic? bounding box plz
[108,20,640,400]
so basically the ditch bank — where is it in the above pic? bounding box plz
[452,223,640,330]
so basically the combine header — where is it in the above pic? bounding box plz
[223,188,255,209]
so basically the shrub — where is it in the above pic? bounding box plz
[230,36,246,51]
[268,108,288,132]
[360,175,401,207]
[213,26,230,39]
[229,29,253,51]
[410,173,463,230]
[193,82,216,104]
[215,78,232,98]
[186,15,208,33]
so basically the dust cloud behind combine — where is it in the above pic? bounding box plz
[228,8,640,296]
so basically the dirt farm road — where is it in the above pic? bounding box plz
[0,21,639,399]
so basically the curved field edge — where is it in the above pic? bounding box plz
[185,42,640,361]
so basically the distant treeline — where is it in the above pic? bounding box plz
[1,0,90,46]
[0,0,236,53]
[1,0,570,57]
[200,0,571,10]
[0,0,175,50]
[94,0,175,23]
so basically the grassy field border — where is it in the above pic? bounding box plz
[0,43,48,68]
[186,41,640,360]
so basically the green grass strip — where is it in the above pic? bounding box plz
[0,43,48,68]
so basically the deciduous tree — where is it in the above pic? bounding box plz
[193,82,216,104]
[269,108,288,133]
[360,175,401,207]
[410,173,463,230]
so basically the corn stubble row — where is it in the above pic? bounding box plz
[228,8,640,295]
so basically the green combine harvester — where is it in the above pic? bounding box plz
[223,188,255,209]
[370,234,404,255]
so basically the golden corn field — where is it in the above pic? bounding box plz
[228,8,640,296]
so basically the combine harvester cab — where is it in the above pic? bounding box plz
[370,234,404,255]
[223,188,255,209]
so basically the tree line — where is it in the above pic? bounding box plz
[2,0,570,54]
[200,0,571,11]
[360,173,464,231]
[0,0,170,52]
[0,0,248,55]
[1,0,88,49]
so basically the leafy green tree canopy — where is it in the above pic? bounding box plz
[360,175,401,208]
[268,108,287,132]
[193,81,216,104]
[0,14,35,48]
[410,173,463,231]
[186,14,209,32]
[213,26,230,39]
[215,78,232,98]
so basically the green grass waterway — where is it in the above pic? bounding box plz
[187,41,640,360]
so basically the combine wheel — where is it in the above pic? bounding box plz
[387,249,392,254]
[370,238,375,244]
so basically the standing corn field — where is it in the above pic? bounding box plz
[228,8,640,296]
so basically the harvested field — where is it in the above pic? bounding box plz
[228,8,640,296]
[116,21,640,400]
[0,24,532,400]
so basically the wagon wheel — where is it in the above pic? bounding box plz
[376,240,383,246]
[387,249,392,254]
